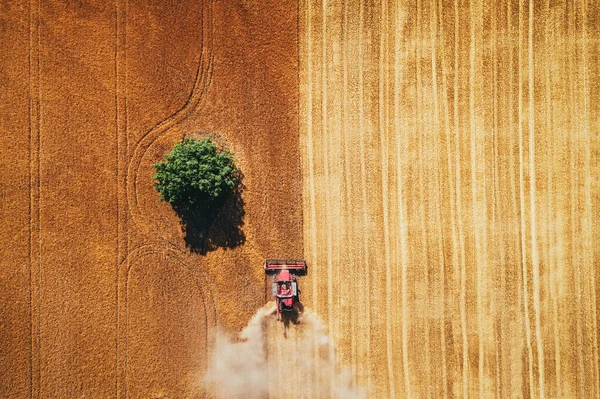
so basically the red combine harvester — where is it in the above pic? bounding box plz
[264,259,307,321]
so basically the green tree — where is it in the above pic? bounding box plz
[153,138,238,211]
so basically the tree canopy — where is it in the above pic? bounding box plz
[153,138,238,211]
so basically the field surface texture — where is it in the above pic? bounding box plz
[1,0,599,399]
[299,0,599,398]
[0,1,301,398]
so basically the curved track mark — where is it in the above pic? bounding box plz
[126,0,214,237]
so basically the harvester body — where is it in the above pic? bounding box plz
[264,259,306,320]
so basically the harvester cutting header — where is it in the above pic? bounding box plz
[264,259,307,320]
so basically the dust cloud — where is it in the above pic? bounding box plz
[204,302,365,399]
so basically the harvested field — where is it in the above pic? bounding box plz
[1,0,599,398]
[298,0,600,398]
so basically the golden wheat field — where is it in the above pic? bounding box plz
[0,1,598,398]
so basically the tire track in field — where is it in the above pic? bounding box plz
[392,4,411,395]
[378,1,395,395]
[528,2,545,396]
[126,0,214,240]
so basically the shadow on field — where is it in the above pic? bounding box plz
[174,172,246,254]
[282,301,304,337]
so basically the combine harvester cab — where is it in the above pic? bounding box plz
[264,259,307,321]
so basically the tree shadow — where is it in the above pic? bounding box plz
[173,172,246,254]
